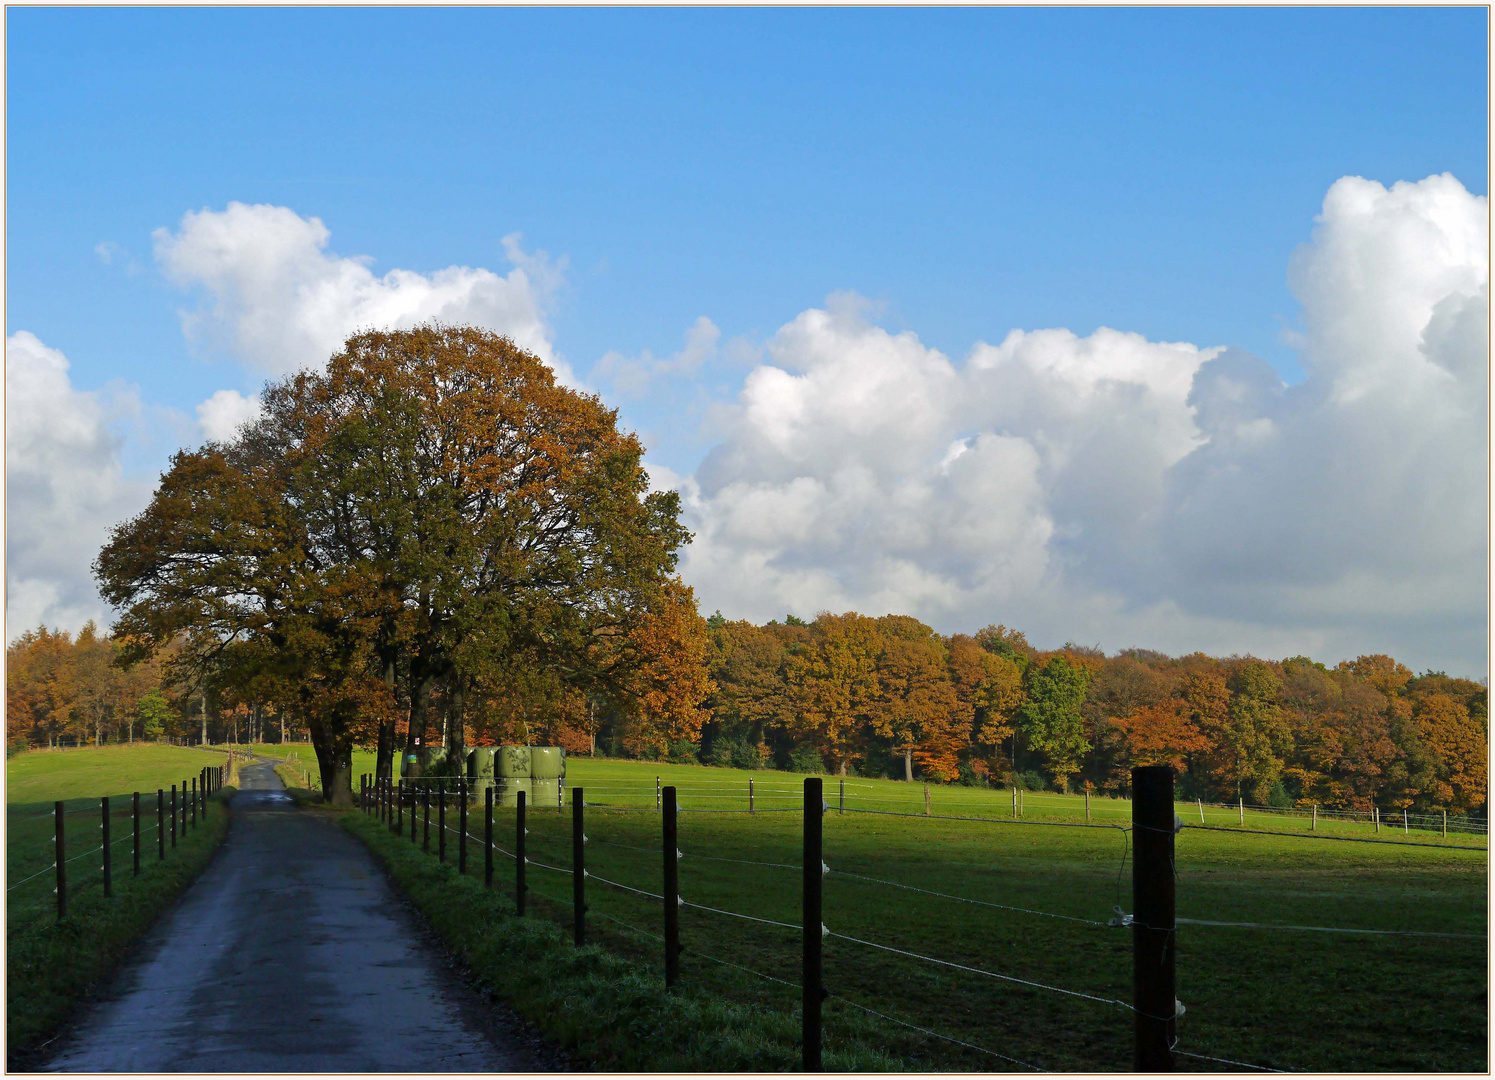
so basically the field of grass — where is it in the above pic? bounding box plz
[342,753,1487,1072]
[5,745,236,1066]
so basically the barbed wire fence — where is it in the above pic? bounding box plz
[359,766,1485,1072]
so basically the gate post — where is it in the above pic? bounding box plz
[803,777,823,1071]
[1132,765,1175,1071]
[573,787,586,946]
[663,786,679,988]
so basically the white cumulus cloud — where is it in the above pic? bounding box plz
[153,202,569,381]
[195,388,262,443]
[5,332,153,640]
[676,174,1489,675]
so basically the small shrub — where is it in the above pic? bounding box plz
[667,739,699,764]
[787,744,825,773]
[1014,770,1048,792]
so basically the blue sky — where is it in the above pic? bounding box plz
[6,7,1489,673]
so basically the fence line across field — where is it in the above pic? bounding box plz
[362,767,1480,1072]
[7,762,230,922]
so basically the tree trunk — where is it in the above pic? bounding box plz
[448,679,467,780]
[200,691,208,746]
[309,720,356,807]
[403,665,437,778]
[904,748,913,782]
[375,653,397,781]
[838,758,847,777]
[280,710,286,744]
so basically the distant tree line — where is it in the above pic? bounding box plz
[6,623,296,751]
[672,613,1487,814]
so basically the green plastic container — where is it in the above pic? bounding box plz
[468,748,497,779]
[529,747,566,779]
[497,745,532,778]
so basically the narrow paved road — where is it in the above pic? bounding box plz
[45,759,563,1072]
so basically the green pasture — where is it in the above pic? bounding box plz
[7,744,229,808]
[353,754,1487,1071]
[7,745,232,901]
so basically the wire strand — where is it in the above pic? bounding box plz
[827,993,1046,1073]
[1183,824,1484,850]
[681,898,799,930]
[839,805,1128,832]
[827,931,1131,1010]
[829,868,1108,926]
[7,863,58,890]
[1175,916,1484,939]
[586,872,665,901]
[1174,1048,1285,1072]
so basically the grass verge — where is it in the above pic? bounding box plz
[343,809,903,1071]
[6,786,236,1067]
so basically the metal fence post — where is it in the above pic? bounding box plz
[924,783,931,816]
[663,786,679,988]
[133,792,141,877]
[656,776,661,811]
[749,776,754,813]
[157,790,165,861]
[1238,797,1244,826]
[459,780,469,875]
[839,777,845,815]
[102,796,112,898]
[1132,765,1175,1071]
[803,776,823,1071]
[485,786,494,888]
[573,786,586,946]
[516,790,527,916]
[55,800,66,922]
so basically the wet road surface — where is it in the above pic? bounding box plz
[45,759,558,1072]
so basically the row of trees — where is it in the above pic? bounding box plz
[6,624,299,751]
[691,614,1488,814]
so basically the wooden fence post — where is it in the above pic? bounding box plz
[839,777,845,815]
[1132,765,1175,1071]
[803,776,824,1072]
[102,796,112,898]
[1238,797,1243,826]
[1443,809,1448,838]
[656,776,661,811]
[1404,808,1409,835]
[1085,786,1091,822]
[54,801,66,922]
[573,787,586,946]
[516,790,527,916]
[459,779,468,875]
[663,785,680,988]
[1312,804,1317,832]
[485,786,494,887]
[749,777,754,814]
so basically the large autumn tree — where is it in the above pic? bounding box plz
[96,325,694,804]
